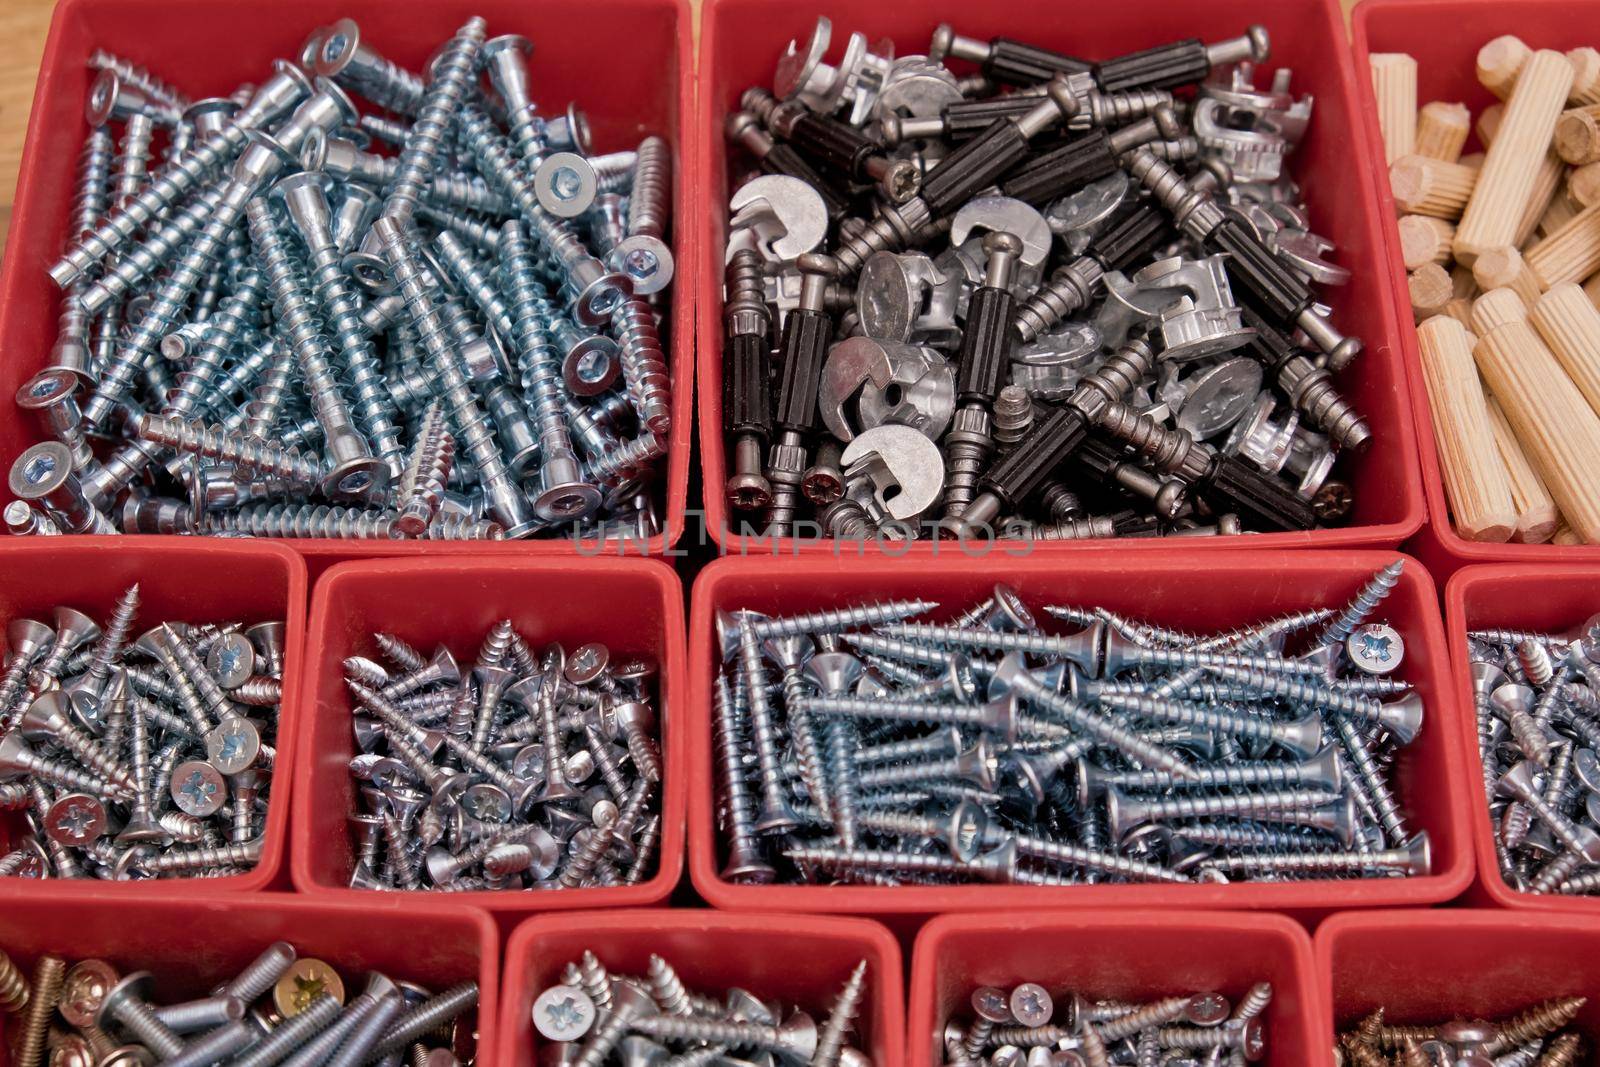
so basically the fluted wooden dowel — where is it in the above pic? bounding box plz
[1527,201,1600,289]
[1392,155,1477,218]
[1455,50,1575,264]
[1415,101,1471,162]
[1473,246,1543,308]
[1487,397,1560,544]
[1529,282,1600,415]
[1569,47,1600,106]
[1409,263,1454,322]
[1372,53,1418,162]
[1477,35,1531,99]
[1474,83,1572,250]
[1399,215,1456,268]
[1555,104,1600,165]
[1472,290,1600,543]
[1416,315,1516,542]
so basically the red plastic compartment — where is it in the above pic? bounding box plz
[0,0,694,561]
[687,550,1476,916]
[496,909,905,1066]
[1444,563,1600,913]
[0,893,498,1066]
[909,911,1322,1067]
[1318,909,1600,1067]
[696,0,1425,556]
[0,539,307,896]
[1351,0,1600,574]
[290,556,686,914]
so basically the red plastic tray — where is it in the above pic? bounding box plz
[1317,909,1600,1067]
[290,556,686,914]
[696,0,1425,556]
[687,550,1476,916]
[1351,0,1600,574]
[0,0,694,561]
[0,539,306,896]
[1444,563,1600,913]
[496,909,905,1067]
[908,911,1323,1067]
[0,893,498,1067]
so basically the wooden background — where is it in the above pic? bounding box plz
[0,0,1364,252]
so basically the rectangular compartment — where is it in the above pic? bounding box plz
[696,0,1424,555]
[1444,562,1600,912]
[497,909,905,1066]
[687,550,1475,915]
[0,539,306,895]
[1351,0,1600,571]
[1318,909,1600,1067]
[0,894,497,1067]
[909,911,1322,1067]
[0,0,694,559]
[290,556,686,913]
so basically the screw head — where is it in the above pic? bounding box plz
[971,986,1012,1023]
[97,971,156,1029]
[10,442,74,500]
[170,761,228,817]
[1185,992,1230,1026]
[532,984,596,1041]
[1009,983,1053,1027]
[45,793,106,846]
[59,958,120,1028]
[273,959,344,1018]
[206,634,256,689]
[1345,623,1403,675]
[207,719,262,775]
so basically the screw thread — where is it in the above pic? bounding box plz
[455,104,545,223]
[578,951,612,1014]
[241,344,295,442]
[1013,259,1101,344]
[230,992,342,1067]
[143,838,261,874]
[247,197,371,467]
[1316,562,1404,650]
[736,625,793,825]
[375,633,427,672]
[647,955,696,1016]
[139,414,324,487]
[331,51,423,117]
[941,436,989,519]
[111,989,186,1058]
[1095,401,1211,481]
[110,113,157,206]
[627,135,672,239]
[13,956,64,1067]
[813,959,868,1067]
[70,124,116,240]
[382,18,485,220]
[376,217,526,532]
[1334,718,1407,843]
[713,673,765,875]
[1092,996,1192,1043]
[1018,834,1190,883]
[1484,998,1587,1055]
[502,222,582,465]
[612,296,672,435]
[0,949,29,1014]
[206,503,400,539]
[435,233,518,340]
[834,199,931,278]
[584,431,665,486]
[395,401,455,536]
[88,50,188,110]
[1143,787,1339,824]
[372,982,478,1056]
[1279,357,1370,450]
[304,240,405,467]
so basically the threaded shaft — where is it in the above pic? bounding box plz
[89,50,189,110]
[381,18,484,221]
[834,199,931,277]
[1316,562,1404,649]
[627,135,672,239]
[713,673,765,873]
[139,414,323,487]
[1095,401,1211,481]
[647,955,695,1016]
[371,982,478,1056]
[230,992,342,1067]
[613,297,672,434]
[502,222,582,466]
[395,400,455,536]
[206,503,401,539]
[111,114,156,206]
[1013,259,1102,344]
[14,956,65,1067]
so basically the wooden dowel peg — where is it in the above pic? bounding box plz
[1371,53,1418,162]
[1415,315,1517,542]
[1470,287,1529,335]
[1529,282,1600,416]
[1584,270,1600,310]
[1553,524,1583,545]
[1391,155,1477,218]
[1487,397,1560,543]
[1477,35,1531,99]
[1570,161,1600,208]
[1473,302,1600,544]
[1526,201,1600,290]
[1455,50,1576,264]
[1398,215,1457,268]
[1569,47,1600,106]
[1443,297,1475,329]
[1473,246,1543,308]
[1415,101,1471,162]
[1539,191,1581,236]
[1410,263,1455,322]
[1555,104,1600,165]
[1476,74,1573,251]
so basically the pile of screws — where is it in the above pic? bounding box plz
[531,948,869,1066]
[342,624,662,891]
[1468,615,1600,896]
[0,939,478,1066]
[940,979,1271,1065]
[720,16,1370,542]
[0,586,283,880]
[10,18,672,541]
[712,562,1431,887]
[1337,998,1588,1067]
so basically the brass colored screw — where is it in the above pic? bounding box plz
[0,947,30,1014]
[15,955,66,1067]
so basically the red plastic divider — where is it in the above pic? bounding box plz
[1444,563,1600,913]
[496,909,906,1067]
[696,0,1424,556]
[909,911,1323,1067]
[0,539,306,896]
[1317,909,1600,1067]
[687,550,1476,916]
[0,893,498,1067]
[0,0,694,560]
[1351,0,1600,573]
[291,556,686,914]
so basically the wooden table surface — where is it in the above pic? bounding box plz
[0,0,1363,253]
